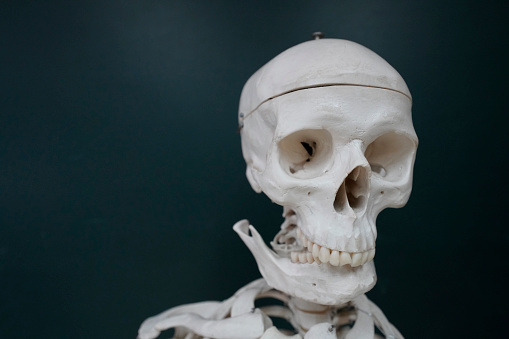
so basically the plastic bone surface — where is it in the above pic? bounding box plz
[238,38,418,305]
[138,37,416,339]
[138,279,403,339]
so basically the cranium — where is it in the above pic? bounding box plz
[234,38,418,305]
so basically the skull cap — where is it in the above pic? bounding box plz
[239,39,411,119]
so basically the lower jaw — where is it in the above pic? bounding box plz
[234,219,377,306]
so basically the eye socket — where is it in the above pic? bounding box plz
[278,129,332,178]
[364,132,416,182]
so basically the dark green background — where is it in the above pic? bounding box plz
[1,1,508,338]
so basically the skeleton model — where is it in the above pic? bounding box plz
[139,35,417,339]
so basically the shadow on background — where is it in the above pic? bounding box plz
[1,1,508,338]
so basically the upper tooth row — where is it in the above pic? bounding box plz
[292,228,375,267]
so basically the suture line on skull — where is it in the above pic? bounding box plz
[238,83,413,124]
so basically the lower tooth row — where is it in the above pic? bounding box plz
[293,229,375,267]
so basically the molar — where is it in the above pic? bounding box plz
[291,251,299,263]
[367,249,376,262]
[298,252,308,264]
[361,251,369,265]
[351,253,363,267]
[318,247,331,263]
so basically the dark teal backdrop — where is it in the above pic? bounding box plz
[1,1,507,338]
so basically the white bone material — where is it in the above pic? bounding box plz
[139,38,416,338]
[138,279,403,339]
[239,38,417,306]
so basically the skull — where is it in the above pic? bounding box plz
[234,39,418,305]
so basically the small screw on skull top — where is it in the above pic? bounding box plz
[312,32,324,40]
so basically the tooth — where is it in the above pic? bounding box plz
[361,251,369,265]
[351,253,362,267]
[319,247,331,263]
[307,240,313,251]
[299,252,307,263]
[306,253,314,263]
[367,249,376,262]
[314,256,322,264]
[291,252,298,263]
[339,252,352,266]
[329,250,340,266]
[312,243,320,259]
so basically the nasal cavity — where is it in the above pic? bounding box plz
[333,166,368,213]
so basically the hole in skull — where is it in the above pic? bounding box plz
[278,129,332,178]
[334,181,347,212]
[289,141,316,172]
[370,164,386,177]
[334,166,367,212]
[301,141,315,158]
[364,132,416,182]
